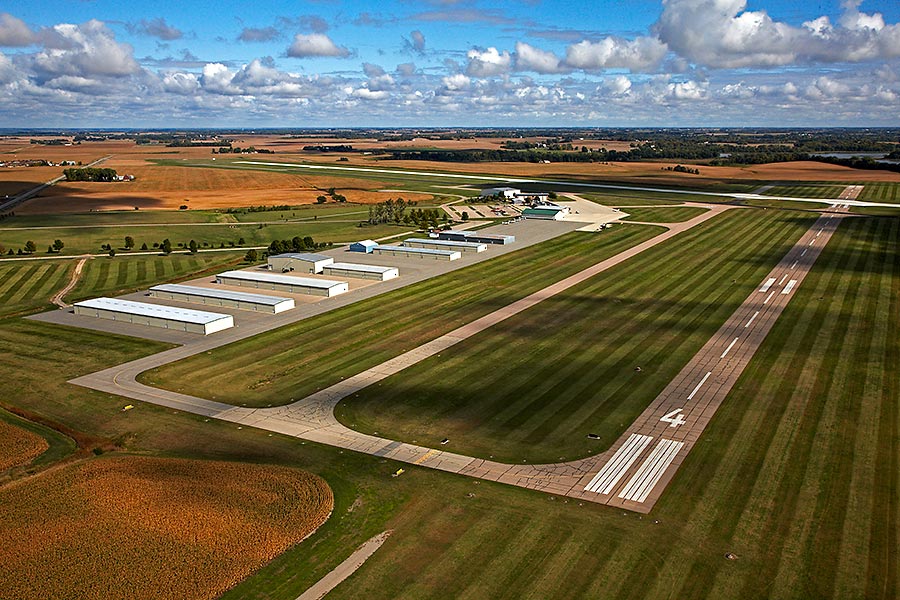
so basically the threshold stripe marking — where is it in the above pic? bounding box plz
[782,279,797,295]
[745,311,759,328]
[759,278,776,293]
[721,337,739,359]
[618,439,684,503]
[764,291,775,305]
[687,371,712,400]
[583,434,653,494]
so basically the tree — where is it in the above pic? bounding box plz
[47,245,54,253]
[52,239,64,252]
[238,237,246,246]
[161,238,172,254]
[124,236,135,249]
[6,249,13,256]
[108,248,116,257]
[461,211,469,221]
[179,205,188,210]
[316,195,327,204]
[188,239,198,254]
[140,243,148,250]
[244,249,258,262]
[24,240,36,253]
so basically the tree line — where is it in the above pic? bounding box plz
[63,168,118,182]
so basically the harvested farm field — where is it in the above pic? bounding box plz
[0,456,333,600]
[19,159,431,214]
[0,420,48,472]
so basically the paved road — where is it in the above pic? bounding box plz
[0,155,111,213]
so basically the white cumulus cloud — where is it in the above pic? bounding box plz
[287,33,350,58]
[515,42,567,74]
[466,47,511,77]
[564,36,668,71]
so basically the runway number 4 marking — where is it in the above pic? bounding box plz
[660,408,687,428]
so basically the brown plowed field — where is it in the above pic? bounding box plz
[0,421,48,471]
[0,456,333,600]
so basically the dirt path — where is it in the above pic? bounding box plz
[296,531,391,600]
[51,257,89,308]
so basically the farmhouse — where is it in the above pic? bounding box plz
[216,270,349,297]
[372,245,461,261]
[403,238,486,253]
[321,262,399,281]
[480,187,520,199]
[149,284,295,314]
[73,297,234,335]
[349,240,378,253]
[268,252,334,274]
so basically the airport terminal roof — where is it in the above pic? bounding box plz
[74,297,231,325]
[150,284,292,306]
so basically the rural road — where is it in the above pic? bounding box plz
[0,155,111,214]
[296,531,391,600]
[51,257,89,308]
[69,187,853,513]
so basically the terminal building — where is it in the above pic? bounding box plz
[73,297,234,335]
[372,245,460,261]
[216,270,349,297]
[268,252,334,274]
[149,283,295,314]
[321,262,399,281]
[403,238,486,253]
[438,230,515,245]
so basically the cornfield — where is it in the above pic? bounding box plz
[0,456,333,600]
[0,420,49,472]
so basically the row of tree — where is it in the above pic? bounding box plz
[63,167,118,182]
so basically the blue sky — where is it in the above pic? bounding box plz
[0,0,898,127]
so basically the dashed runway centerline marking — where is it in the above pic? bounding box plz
[721,337,739,358]
[745,311,759,328]
[687,371,712,400]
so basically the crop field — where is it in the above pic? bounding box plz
[141,225,664,406]
[761,184,847,198]
[0,260,73,317]
[337,209,814,462]
[620,206,710,222]
[857,181,900,203]
[0,419,48,472]
[0,456,332,600]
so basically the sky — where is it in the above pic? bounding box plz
[0,0,898,128]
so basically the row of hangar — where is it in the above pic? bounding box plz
[72,252,400,336]
[71,229,517,337]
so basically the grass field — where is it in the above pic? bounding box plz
[579,190,690,206]
[141,225,665,406]
[620,206,710,222]
[0,219,408,256]
[0,212,896,600]
[760,184,847,198]
[336,209,814,462]
[0,260,74,317]
[0,456,333,600]
[856,182,900,203]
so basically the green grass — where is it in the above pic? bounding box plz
[337,209,814,463]
[0,213,896,600]
[68,253,247,301]
[856,182,900,203]
[745,198,830,211]
[620,206,710,222]
[0,260,73,317]
[852,206,900,217]
[0,220,409,255]
[580,190,688,206]
[761,184,846,198]
[141,225,665,406]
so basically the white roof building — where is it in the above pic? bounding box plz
[73,297,234,335]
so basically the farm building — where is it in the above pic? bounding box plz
[480,187,520,199]
[349,240,378,253]
[216,270,349,297]
[322,262,399,281]
[438,230,516,245]
[73,297,234,335]
[149,284,294,314]
[403,238,486,253]
[522,205,569,220]
[268,253,334,274]
[372,245,461,261]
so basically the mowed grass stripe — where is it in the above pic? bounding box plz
[0,264,42,304]
[340,210,814,461]
[147,226,662,403]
